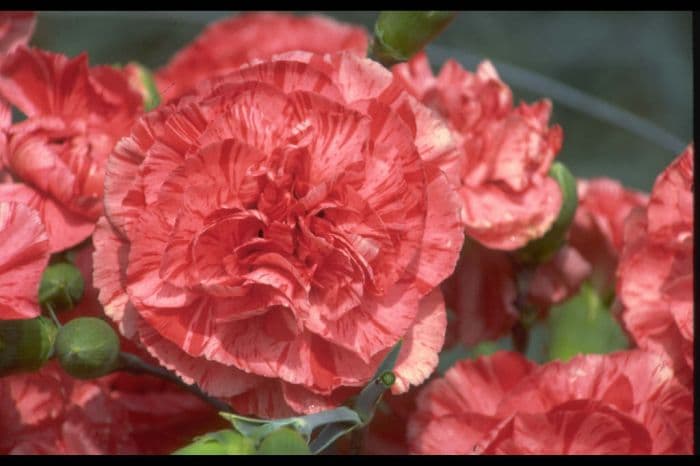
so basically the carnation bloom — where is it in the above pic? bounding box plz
[618,146,694,378]
[0,201,49,320]
[0,12,35,56]
[408,350,693,454]
[156,12,369,102]
[0,47,142,252]
[394,52,563,250]
[571,178,648,299]
[0,362,223,454]
[94,51,463,417]
[443,177,646,347]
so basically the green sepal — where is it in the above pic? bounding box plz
[0,316,58,375]
[515,161,579,265]
[38,262,84,313]
[130,62,161,111]
[370,11,456,66]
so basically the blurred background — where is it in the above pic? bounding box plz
[32,11,692,192]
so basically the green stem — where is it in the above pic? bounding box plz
[45,302,62,328]
[117,351,232,413]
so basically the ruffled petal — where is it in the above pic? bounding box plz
[391,288,447,394]
[0,201,49,320]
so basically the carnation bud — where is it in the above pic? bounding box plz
[124,62,161,111]
[0,316,58,375]
[54,317,120,379]
[172,430,255,455]
[380,370,396,387]
[257,427,310,455]
[38,262,84,313]
[370,11,456,66]
[515,162,578,265]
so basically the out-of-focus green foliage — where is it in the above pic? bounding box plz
[547,282,629,362]
[172,430,255,455]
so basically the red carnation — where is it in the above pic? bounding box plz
[156,12,369,102]
[408,350,693,454]
[394,52,563,250]
[0,47,142,252]
[94,51,464,418]
[618,146,694,379]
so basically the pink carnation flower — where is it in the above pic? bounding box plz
[618,145,694,378]
[408,350,693,454]
[0,201,49,320]
[394,52,563,250]
[94,51,464,417]
[0,47,142,252]
[443,177,647,347]
[156,12,369,102]
[0,362,222,454]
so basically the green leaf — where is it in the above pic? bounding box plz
[547,282,629,362]
[257,428,310,455]
[220,406,361,445]
[172,430,255,455]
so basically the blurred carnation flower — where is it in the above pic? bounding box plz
[0,47,142,251]
[0,12,35,57]
[156,12,369,102]
[94,50,464,418]
[618,145,694,380]
[407,350,693,454]
[0,361,223,454]
[443,176,648,348]
[0,201,49,320]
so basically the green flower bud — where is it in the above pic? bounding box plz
[515,161,579,265]
[380,371,396,387]
[54,317,120,379]
[172,430,255,455]
[257,427,310,455]
[38,262,84,313]
[370,11,456,66]
[125,62,161,111]
[0,316,58,375]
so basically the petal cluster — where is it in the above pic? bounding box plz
[618,146,694,378]
[443,177,647,347]
[94,51,464,417]
[0,362,221,454]
[394,53,563,250]
[408,350,693,454]
[0,47,142,251]
[0,201,49,320]
[155,13,369,102]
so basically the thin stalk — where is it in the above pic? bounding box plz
[117,351,231,413]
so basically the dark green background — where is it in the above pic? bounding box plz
[32,11,693,192]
